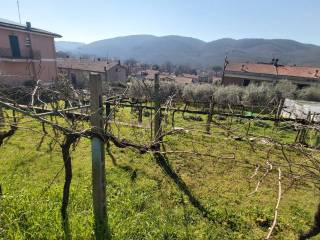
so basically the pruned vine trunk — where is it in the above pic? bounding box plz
[0,125,17,196]
[60,134,79,231]
[0,125,17,146]
[299,203,320,240]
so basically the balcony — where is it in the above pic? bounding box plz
[0,47,41,60]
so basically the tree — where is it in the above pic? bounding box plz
[274,79,296,100]
[124,58,138,67]
[297,84,320,102]
[162,61,174,73]
[212,66,223,77]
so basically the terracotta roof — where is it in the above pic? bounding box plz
[143,69,160,77]
[277,66,320,79]
[0,18,61,38]
[226,63,320,79]
[57,58,121,73]
[182,74,198,79]
[174,76,193,84]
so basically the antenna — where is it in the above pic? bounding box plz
[16,0,21,24]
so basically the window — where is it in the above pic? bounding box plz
[9,35,21,58]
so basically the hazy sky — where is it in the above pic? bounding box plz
[2,0,320,45]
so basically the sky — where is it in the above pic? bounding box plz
[2,0,320,45]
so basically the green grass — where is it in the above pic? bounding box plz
[0,107,319,239]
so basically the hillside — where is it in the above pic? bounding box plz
[55,36,320,67]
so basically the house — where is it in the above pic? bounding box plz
[57,58,128,87]
[135,70,196,85]
[197,72,212,83]
[137,69,160,81]
[174,75,196,84]
[0,18,61,86]
[181,73,198,83]
[222,61,320,88]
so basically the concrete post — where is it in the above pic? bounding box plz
[90,73,110,239]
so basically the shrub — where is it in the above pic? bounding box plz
[214,85,245,106]
[243,84,273,106]
[297,84,320,102]
[129,79,153,100]
[159,82,183,103]
[182,84,214,103]
[129,79,183,103]
[274,79,296,100]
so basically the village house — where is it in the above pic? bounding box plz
[222,61,320,88]
[57,58,128,87]
[135,70,196,85]
[197,72,211,83]
[0,18,61,86]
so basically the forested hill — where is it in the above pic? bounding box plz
[55,36,320,67]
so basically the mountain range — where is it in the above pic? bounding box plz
[55,35,320,67]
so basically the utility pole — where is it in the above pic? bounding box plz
[16,0,21,24]
[90,73,110,239]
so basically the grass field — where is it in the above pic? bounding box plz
[0,106,319,239]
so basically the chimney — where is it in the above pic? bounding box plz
[241,64,246,71]
[26,21,31,30]
[104,66,107,72]
[315,69,319,77]
[118,60,121,65]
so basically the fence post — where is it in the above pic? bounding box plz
[105,102,111,124]
[296,111,311,145]
[154,73,162,144]
[138,105,143,126]
[206,100,214,134]
[89,73,109,239]
[0,106,4,128]
[274,98,284,127]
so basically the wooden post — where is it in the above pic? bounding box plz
[150,107,153,140]
[206,100,214,134]
[154,73,161,143]
[105,102,111,121]
[0,106,4,128]
[105,102,111,132]
[89,73,109,240]
[138,106,143,126]
[274,98,284,127]
[296,111,311,145]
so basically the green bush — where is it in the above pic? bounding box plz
[297,84,320,102]
[274,79,297,100]
[182,84,214,103]
[243,84,273,106]
[214,85,245,106]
